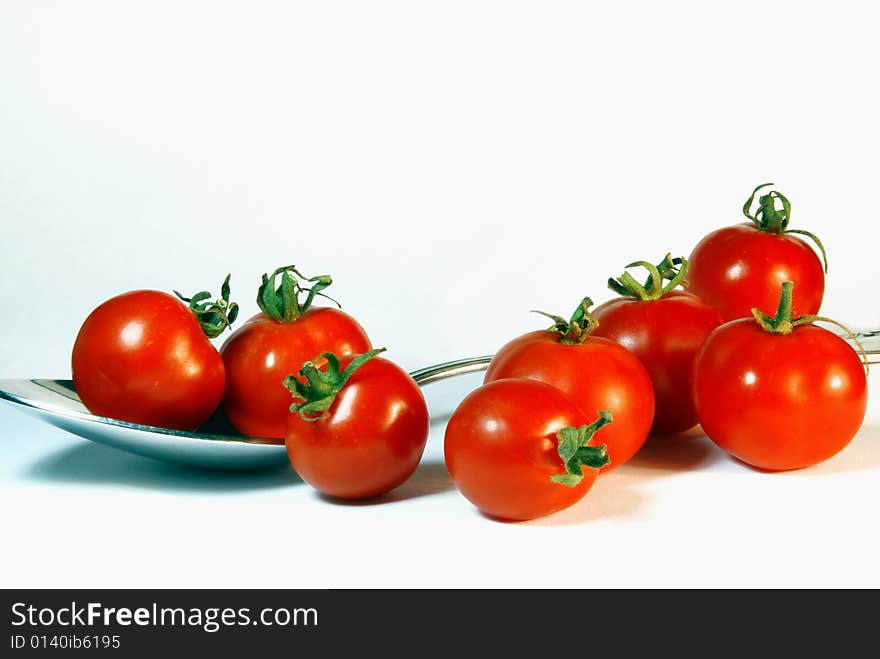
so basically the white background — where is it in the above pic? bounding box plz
[1,1,878,588]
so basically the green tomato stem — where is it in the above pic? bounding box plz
[284,348,387,421]
[751,281,796,334]
[532,297,600,345]
[741,183,828,272]
[607,254,689,301]
[551,410,613,487]
[751,282,869,374]
[174,274,240,339]
[257,265,338,323]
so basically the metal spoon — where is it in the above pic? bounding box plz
[0,356,492,471]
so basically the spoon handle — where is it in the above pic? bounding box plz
[850,330,880,365]
[410,356,492,385]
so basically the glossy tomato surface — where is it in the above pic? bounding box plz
[686,223,825,321]
[444,378,605,521]
[221,307,371,439]
[692,320,867,471]
[484,331,654,469]
[593,291,723,434]
[72,290,225,430]
[285,356,429,499]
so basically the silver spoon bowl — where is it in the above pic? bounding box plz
[0,357,492,470]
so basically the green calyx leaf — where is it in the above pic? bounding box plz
[751,282,870,374]
[284,348,386,421]
[742,183,828,272]
[751,281,797,334]
[607,253,689,301]
[533,297,600,345]
[550,410,613,487]
[785,229,829,274]
[174,274,240,339]
[743,182,791,233]
[257,265,338,323]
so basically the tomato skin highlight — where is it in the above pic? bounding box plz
[71,290,225,430]
[444,378,602,521]
[484,332,654,469]
[686,223,825,321]
[285,356,429,500]
[221,307,371,439]
[692,320,867,471]
[592,291,723,435]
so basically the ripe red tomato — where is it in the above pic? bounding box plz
[686,183,827,321]
[692,282,868,471]
[285,350,429,500]
[484,299,654,469]
[72,278,239,430]
[221,266,371,439]
[592,255,723,434]
[444,378,611,521]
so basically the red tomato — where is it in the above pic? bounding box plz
[484,300,654,469]
[221,266,371,439]
[72,282,237,430]
[593,255,723,434]
[686,183,826,321]
[444,378,611,521]
[692,283,867,471]
[285,350,429,500]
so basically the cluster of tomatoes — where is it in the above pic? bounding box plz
[70,184,869,521]
[71,266,430,499]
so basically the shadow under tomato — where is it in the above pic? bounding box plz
[315,460,456,506]
[515,471,647,526]
[25,442,302,492]
[523,433,724,527]
[621,432,726,475]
